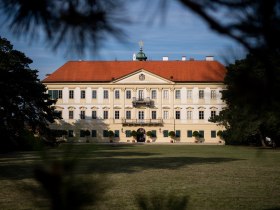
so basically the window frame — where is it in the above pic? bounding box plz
[103,90,109,99]
[199,90,204,99]
[151,111,157,119]
[187,130,193,138]
[126,90,131,99]
[92,110,97,119]
[163,111,169,119]
[92,90,97,99]
[126,110,131,119]
[211,90,216,99]
[151,90,157,99]
[187,89,192,99]
[163,90,169,99]
[115,110,120,119]
[115,90,120,99]
[80,110,85,119]
[175,89,181,99]
[199,110,204,120]
[187,110,192,120]
[175,110,181,119]
[69,90,74,99]
[80,90,86,99]
[103,110,109,119]
[69,110,74,119]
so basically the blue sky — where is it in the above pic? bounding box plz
[1,1,245,79]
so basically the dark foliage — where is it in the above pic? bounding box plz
[0,37,59,152]
[0,0,128,55]
[210,53,280,145]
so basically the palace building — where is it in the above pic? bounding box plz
[43,47,226,143]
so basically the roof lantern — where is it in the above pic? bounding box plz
[136,40,147,61]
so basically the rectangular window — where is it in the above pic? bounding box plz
[187,90,192,99]
[175,90,181,99]
[115,90,120,99]
[187,111,192,120]
[151,130,157,137]
[151,90,157,99]
[125,130,131,137]
[126,90,131,99]
[211,110,216,118]
[115,111,120,119]
[151,111,157,119]
[175,130,181,137]
[138,90,144,100]
[104,90,109,99]
[138,111,144,120]
[114,130,120,138]
[126,111,131,119]
[92,130,97,137]
[81,90,86,99]
[68,130,74,137]
[163,90,169,99]
[69,90,74,99]
[211,90,216,99]
[199,90,204,99]
[58,90,62,99]
[175,111,181,119]
[199,130,204,138]
[187,130,192,138]
[211,130,216,138]
[92,90,97,99]
[80,111,85,119]
[69,110,74,119]
[163,111,169,119]
[48,90,62,99]
[163,130,169,137]
[103,130,109,137]
[103,110,108,119]
[199,111,204,120]
[92,111,97,119]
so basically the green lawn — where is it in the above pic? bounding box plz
[0,144,280,210]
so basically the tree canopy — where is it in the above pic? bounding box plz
[211,53,280,145]
[0,37,59,151]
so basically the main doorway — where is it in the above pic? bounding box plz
[137,128,146,142]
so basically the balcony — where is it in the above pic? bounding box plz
[132,97,154,107]
[122,119,163,126]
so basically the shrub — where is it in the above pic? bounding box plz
[168,131,175,139]
[192,131,200,138]
[146,131,153,138]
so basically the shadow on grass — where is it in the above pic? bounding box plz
[0,143,243,180]
[84,156,242,174]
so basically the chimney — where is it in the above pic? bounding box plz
[205,56,214,61]
[45,74,51,77]
[189,57,195,61]
[162,56,168,61]
[182,56,186,61]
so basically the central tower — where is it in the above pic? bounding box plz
[136,40,147,61]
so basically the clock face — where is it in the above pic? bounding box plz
[139,74,145,81]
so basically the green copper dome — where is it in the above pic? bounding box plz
[136,48,147,61]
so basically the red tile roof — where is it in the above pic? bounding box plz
[42,60,226,83]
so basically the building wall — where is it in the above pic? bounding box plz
[46,77,226,143]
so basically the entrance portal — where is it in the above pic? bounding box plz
[136,128,146,142]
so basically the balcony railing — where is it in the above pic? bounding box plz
[132,97,154,107]
[122,119,163,126]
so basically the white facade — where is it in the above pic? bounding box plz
[45,69,226,143]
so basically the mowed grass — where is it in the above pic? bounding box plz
[0,144,280,210]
